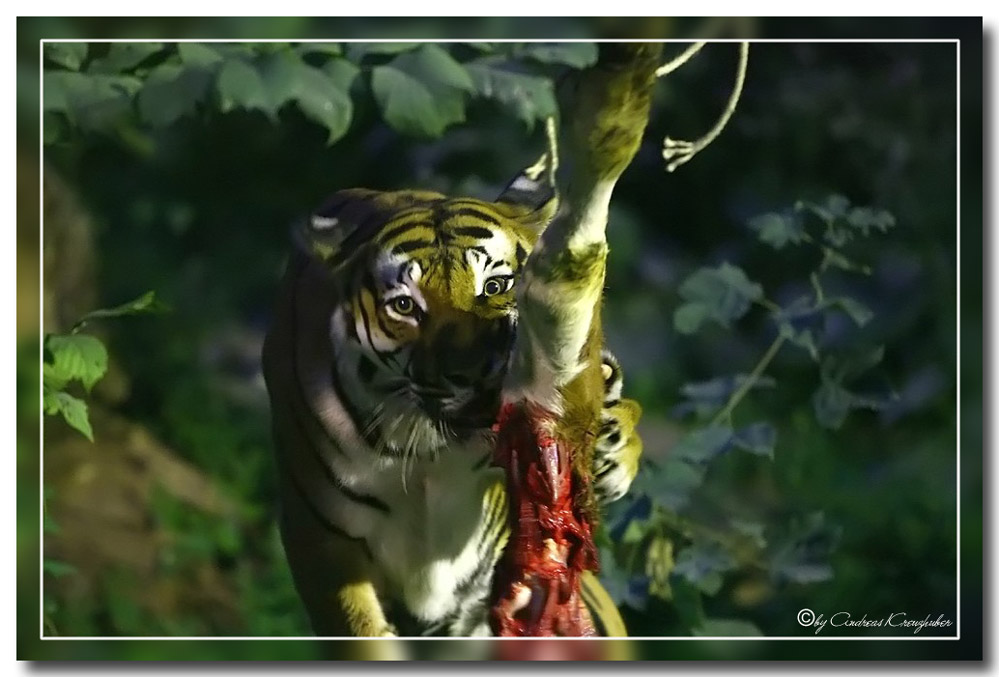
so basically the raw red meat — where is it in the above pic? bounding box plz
[489,401,599,637]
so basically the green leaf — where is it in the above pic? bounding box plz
[88,43,163,74]
[177,43,225,68]
[673,425,733,465]
[371,44,474,138]
[733,422,776,458]
[773,296,823,360]
[694,618,764,637]
[259,52,353,144]
[812,380,853,429]
[847,206,896,234]
[465,59,557,130]
[673,541,736,588]
[217,59,274,117]
[50,391,94,441]
[45,43,87,70]
[824,194,851,218]
[673,303,711,335]
[138,63,213,127]
[795,194,849,225]
[635,459,703,512]
[74,290,167,329]
[674,263,764,334]
[730,519,767,549]
[43,559,79,578]
[822,248,869,274]
[42,384,61,414]
[813,347,890,429]
[748,212,805,249]
[670,577,707,630]
[828,296,874,327]
[43,72,142,132]
[42,73,68,112]
[677,374,776,418]
[294,69,353,144]
[514,43,598,69]
[257,50,301,109]
[45,334,108,392]
[770,512,839,584]
[638,426,732,511]
[43,510,61,535]
[824,345,885,382]
[322,59,361,92]
[295,43,342,58]
[620,519,647,545]
[43,111,68,144]
[345,42,421,61]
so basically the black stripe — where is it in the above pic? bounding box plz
[287,281,391,515]
[392,239,434,255]
[289,262,382,452]
[450,207,501,225]
[515,243,528,266]
[288,472,374,560]
[285,399,392,515]
[289,273,348,461]
[357,294,396,368]
[451,225,495,239]
[336,481,391,514]
[327,363,382,450]
[375,310,399,343]
[379,218,422,246]
[480,487,505,547]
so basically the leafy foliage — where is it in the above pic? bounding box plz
[674,263,763,334]
[602,194,896,635]
[44,41,591,147]
[465,58,558,130]
[371,45,474,138]
[42,291,162,441]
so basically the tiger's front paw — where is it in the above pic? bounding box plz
[593,398,643,503]
[594,350,643,503]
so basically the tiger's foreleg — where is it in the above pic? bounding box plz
[278,477,396,637]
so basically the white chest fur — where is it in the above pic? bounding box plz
[355,441,504,628]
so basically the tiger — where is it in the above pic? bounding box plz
[261,157,643,637]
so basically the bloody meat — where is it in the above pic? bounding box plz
[489,401,599,637]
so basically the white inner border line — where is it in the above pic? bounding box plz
[37,37,964,643]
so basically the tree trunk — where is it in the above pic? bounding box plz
[490,43,662,637]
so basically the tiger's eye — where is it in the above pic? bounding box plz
[483,276,511,297]
[390,296,415,315]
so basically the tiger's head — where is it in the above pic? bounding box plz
[297,160,557,456]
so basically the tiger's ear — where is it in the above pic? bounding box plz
[494,152,559,233]
[293,188,382,272]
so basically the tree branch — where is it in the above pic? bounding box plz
[662,42,749,172]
